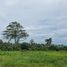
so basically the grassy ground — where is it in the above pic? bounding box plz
[0,51,67,67]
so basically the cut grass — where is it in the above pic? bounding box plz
[0,51,67,67]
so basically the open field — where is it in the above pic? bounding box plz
[0,51,67,67]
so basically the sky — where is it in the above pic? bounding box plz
[0,0,67,45]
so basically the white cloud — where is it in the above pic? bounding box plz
[0,0,67,44]
[5,0,19,7]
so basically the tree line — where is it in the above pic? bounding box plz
[0,21,67,51]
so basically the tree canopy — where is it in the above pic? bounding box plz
[3,21,29,44]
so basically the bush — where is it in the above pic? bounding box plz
[0,42,66,51]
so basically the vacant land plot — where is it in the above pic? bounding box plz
[0,51,67,67]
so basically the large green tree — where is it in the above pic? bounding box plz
[3,21,29,44]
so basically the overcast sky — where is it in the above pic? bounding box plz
[0,0,67,45]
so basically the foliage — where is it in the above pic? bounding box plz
[0,41,67,51]
[0,51,67,67]
[0,21,66,51]
[3,21,29,44]
[45,38,52,47]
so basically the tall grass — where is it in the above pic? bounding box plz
[0,51,67,67]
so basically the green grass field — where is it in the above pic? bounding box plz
[0,51,67,67]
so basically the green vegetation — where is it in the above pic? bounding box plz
[0,41,67,51]
[0,21,66,51]
[0,51,67,67]
[0,21,67,67]
[3,21,29,44]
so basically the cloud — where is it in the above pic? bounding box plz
[0,0,67,44]
[5,0,19,7]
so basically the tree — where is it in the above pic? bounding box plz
[30,39,35,45]
[0,39,3,44]
[3,21,29,44]
[45,38,52,47]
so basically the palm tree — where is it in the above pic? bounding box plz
[3,21,29,44]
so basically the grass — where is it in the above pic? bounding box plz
[0,51,67,67]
